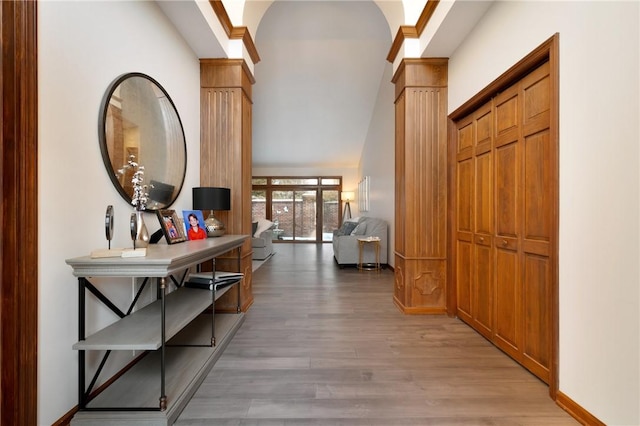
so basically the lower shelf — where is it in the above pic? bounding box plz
[71,312,244,426]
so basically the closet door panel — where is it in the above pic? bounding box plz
[475,152,493,235]
[522,253,550,382]
[471,105,494,335]
[494,86,522,362]
[521,63,552,380]
[457,119,474,157]
[475,106,493,152]
[456,156,474,321]
[495,142,519,239]
[522,64,552,252]
[495,91,519,148]
[473,240,493,338]
[456,239,473,321]
[522,63,550,137]
[474,148,493,336]
[494,246,520,357]
[475,102,493,240]
[524,130,551,247]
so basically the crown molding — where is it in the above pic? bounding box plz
[209,0,261,64]
[387,0,440,63]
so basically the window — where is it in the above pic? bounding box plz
[252,176,342,242]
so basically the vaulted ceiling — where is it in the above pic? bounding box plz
[251,1,392,168]
[158,0,494,169]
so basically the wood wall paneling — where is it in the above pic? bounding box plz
[200,59,254,312]
[0,1,38,424]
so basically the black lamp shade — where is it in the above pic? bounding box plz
[192,187,231,211]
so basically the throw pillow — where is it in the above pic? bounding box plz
[254,218,274,238]
[351,221,366,235]
[252,221,258,236]
[337,221,358,236]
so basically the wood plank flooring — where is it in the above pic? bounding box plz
[176,243,577,425]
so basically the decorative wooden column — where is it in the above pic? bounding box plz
[392,58,448,314]
[200,59,254,311]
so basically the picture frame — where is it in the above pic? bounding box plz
[156,209,187,244]
[182,210,208,240]
[358,176,370,212]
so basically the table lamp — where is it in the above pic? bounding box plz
[341,191,354,222]
[192,187,231,237]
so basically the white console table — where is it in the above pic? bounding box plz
[66,235,248,425]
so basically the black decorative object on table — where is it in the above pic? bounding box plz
[192,187,231,237]
[105,205,114,249]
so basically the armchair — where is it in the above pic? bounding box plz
[252,229,273,260]
[252,218,275,260]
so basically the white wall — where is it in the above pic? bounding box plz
[448,2,639,424]
[358,63,396,266]
[38,2,201,424]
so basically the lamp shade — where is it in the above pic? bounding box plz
[341,191,355,202]
[192,187,231,211]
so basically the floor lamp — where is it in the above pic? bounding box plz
[341,191,354,223]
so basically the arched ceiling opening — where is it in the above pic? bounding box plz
[242,0,404,42]
[249,0,394,168]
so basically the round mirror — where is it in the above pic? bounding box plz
[99,73,186,211]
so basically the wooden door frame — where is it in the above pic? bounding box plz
[447,34,559,398]
[0,0,39,423]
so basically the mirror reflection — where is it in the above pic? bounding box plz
[99,73,186,211]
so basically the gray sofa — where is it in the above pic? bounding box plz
[332,217,388,267]
[252,229,274,260]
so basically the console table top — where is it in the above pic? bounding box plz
[66,235,248,278]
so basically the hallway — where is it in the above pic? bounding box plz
[176,244,576,425]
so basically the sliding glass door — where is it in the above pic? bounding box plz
[252,177,341,243]
[321,189,339,242]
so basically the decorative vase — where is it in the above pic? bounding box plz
[131,211,150,248]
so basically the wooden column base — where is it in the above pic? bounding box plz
[393,254,447,314]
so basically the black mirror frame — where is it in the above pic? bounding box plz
[98,72,187,211]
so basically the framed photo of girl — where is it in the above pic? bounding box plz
[156,209,187,244]
[182,210,207,240]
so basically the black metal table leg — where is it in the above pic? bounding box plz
[78,278,86,409]
[159,277,167,410]
[236,247,242,313]
[211,258,216,346]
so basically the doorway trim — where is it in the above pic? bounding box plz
[0,0,39,423]
[447,33,559,398]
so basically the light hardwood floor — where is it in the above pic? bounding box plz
[176,243,577,425]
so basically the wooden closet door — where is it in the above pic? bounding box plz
[454,61,552,384]
[473,104,494,338]
[520,62,552,381]
[493,84,522,361]
[455,103,494,338]
[455,115,474,325]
